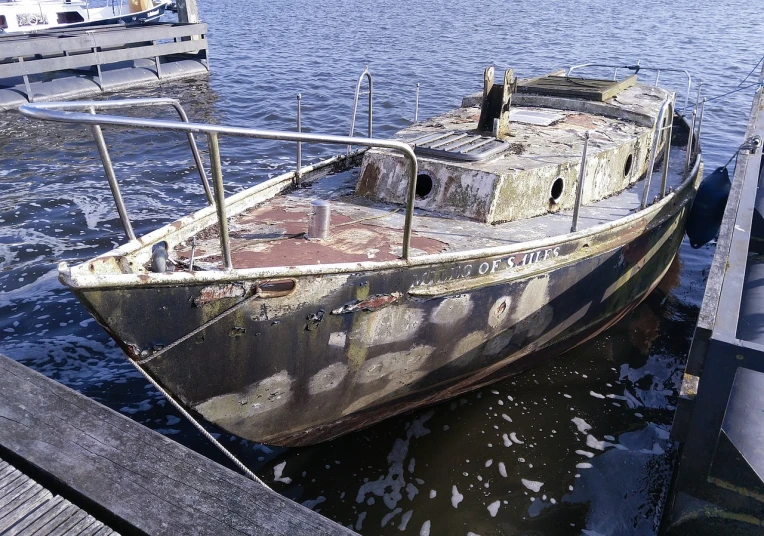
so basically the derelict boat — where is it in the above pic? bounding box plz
[0,0,169,34]
[19,64,704,447]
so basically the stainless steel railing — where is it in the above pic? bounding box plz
[348,66,373,153]
[567,62,693,112]
[641,98,674,209]
[19,98,420,265]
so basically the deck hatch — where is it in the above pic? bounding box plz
[410,130,509,161]
[517,75,637,102]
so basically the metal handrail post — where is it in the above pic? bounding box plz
[641,99,671,208]
[206,132,233,270]
[695,98,706,154]
[415,83,420,122]
[348,66,373,153]
[659,102,674,197]
[89,107,135,241]
[21,99,420,260]
[684,109,697,177]
[570,131,590,232]
[170,102,214,205]
[296,93,302,180]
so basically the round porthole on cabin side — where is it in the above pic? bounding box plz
[624,154,633,177]
[550,177,564,204]
[416,173,434,199]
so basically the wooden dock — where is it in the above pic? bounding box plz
[1,456,118,535]
[662,68,764,533]
[0,354,357,536]
[0,22,209,111]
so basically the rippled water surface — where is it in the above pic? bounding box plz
[1,1,763,534]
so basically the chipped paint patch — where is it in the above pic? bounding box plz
[448,330,487,363]
[309,362,349,394]
[331,292,402,315]
[328,331,347,348]
[349,306,425,347]
[487,295,512,330]
[430,294,473,325]
[357,345,435,384]
[483,328,515,356]
[512,276,554,338]
[344,369,430,415]
[194,283,249,306]
[195,370,293,421]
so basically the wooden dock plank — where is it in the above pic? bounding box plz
[0,461,118,536]
[0,354,357,536]
[0,488,53,532]
[6,495,68,536]
[41,508,89,536]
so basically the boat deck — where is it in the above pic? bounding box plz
[172,144,689,271]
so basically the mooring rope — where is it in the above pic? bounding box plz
[126,356,271,488]
[738,54,764,87]
[698,81,763,106]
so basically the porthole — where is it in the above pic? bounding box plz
[550,177,564,204]
[416,173,434,199]
[624,154,633,177]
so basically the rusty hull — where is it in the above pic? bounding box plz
[67,150,702,446]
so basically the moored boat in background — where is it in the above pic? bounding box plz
[19,63,704,446]
[0,0,170,34]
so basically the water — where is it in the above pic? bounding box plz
[1,1,762,534]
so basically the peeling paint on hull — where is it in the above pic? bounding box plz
[71,166,699,446]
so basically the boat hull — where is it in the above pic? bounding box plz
[70,159,701,446]
[0,3,167,34]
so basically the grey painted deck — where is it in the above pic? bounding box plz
[0,457,118,536]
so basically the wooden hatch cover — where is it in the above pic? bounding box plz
[517,74,637,102]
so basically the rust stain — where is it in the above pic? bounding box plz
[564,113,602,129]
[194,283,247,306]
[175,196,447,270]
[331,292,402,315]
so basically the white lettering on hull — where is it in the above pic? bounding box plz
[410,246,561,288]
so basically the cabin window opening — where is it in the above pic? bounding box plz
[416,173,434,199]
[0,15,7,28]
[550,177,564,204]
[57,11,85,23]
[624,154,633,177]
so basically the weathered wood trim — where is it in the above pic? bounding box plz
[0,23,207,59]
[0,354,356,536]
[2,39,206,78]
[518,74,637,102]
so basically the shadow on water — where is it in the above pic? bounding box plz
[0,0,762,533]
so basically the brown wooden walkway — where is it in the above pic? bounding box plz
[0,457,118,536]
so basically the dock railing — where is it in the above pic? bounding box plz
[0,22,208,102]
[18,98,421,262]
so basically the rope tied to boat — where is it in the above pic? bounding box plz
[722,135,763,170]
[697,81,764,107]
[127,355,271,488]
[738,54,764,87]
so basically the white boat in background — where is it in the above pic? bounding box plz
[0,0,170,34]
